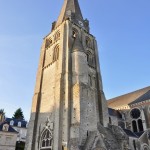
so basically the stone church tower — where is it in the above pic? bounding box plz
[25,0,129,150]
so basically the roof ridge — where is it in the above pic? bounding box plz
[108,86,150,103]
[129,89,150,105]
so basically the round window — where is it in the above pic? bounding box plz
[130,108,141,119]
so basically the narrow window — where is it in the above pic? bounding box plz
[133,140,136,150]
[86,37,92,48]
[109,117,112,124]
[87,52,92,66]
[132,120,138,132]
[138,119,144,132]
[54,31,60,41]
[53,45,59,62]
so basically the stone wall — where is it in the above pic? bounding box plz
[0,132,17,150]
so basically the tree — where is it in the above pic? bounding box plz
[12,108,24,120]
[0,109,5,122]
[0,109,5,115]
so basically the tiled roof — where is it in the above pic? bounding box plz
[134,131,144,137]
[129,90,150,105]
[108,108,122,118]
[5,118,27,128]
[123,129,138,138]
[107,86,150,109]
[0,122,18,133]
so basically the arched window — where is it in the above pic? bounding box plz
[40,129,52,150]
[132,120,138,132]
[138,119,144,132]
[45,38,52,49]
[54,31,60,41]
[53,45,59,62]
[86,37,92,48]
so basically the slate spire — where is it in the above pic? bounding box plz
[55,0,84,28]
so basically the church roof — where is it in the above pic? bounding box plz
[134,131,145,137]
[107,86,150,109]
[129,90,150,105]
[108,108,122,118]
[123,129,138,138]
[5,118,28,128]
[55,0,83,28]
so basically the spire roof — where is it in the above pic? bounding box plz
[55,0,83,28]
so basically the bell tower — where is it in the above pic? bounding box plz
[25,0,109,149]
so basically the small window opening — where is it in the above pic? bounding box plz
[132,120,138,132]
[138,119,144,132]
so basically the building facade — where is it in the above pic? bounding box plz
[108,87,150,150]
[0,122,18,150]
[6,118,28,143]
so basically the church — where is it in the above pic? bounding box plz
[108,86,150,150]
[25,0,150,150]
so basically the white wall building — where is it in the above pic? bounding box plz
[5,118,28,143]
[0,122,18,150]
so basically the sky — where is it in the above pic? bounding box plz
[0,0,150,121]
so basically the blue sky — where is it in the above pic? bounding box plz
[0,0,150,120]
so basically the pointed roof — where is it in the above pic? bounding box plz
[55,0,83,28]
